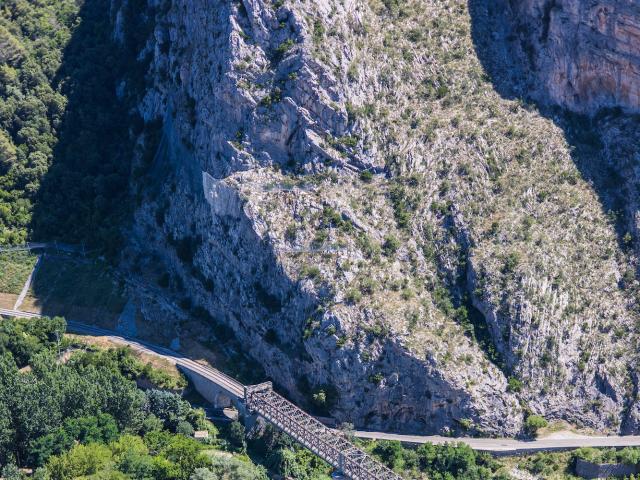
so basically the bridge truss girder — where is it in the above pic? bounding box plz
[244,382,404,480]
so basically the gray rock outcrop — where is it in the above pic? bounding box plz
[489,0,640,112]
[112,0,640,436]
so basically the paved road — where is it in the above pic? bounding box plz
[0,242,82,253]
[353,431,640,454]
[0,308,40,318]
[0,242,48,252]
[14,255,41,310]
[3,307,640,454]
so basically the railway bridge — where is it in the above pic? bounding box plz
[74,322,404,480]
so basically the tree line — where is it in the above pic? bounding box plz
[0,0,155,257]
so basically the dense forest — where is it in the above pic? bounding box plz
[0,316,339,479]
[0,0,148,254]
[0,0,76,245]
[0,316,267,479]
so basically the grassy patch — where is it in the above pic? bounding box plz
[28,255,126,314]
[67,334,187,390]
[0,251,38,294]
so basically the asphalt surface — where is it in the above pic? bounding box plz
[353,431,640,454]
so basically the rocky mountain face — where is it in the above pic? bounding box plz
[503,0,639,112]
[113,0,640,436]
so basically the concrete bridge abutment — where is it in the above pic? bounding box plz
[179,366,238,409]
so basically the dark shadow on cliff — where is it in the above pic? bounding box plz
[29,0,154,259]
[468,0,640,252]
[468,0,640,434]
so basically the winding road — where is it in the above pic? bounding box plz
[2,306,640,455]
[0,308,244,398]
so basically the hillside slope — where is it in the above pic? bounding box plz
[113,0,640,436]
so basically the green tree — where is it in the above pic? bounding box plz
[227,421,246,452]
[190,468,217,480]
[176,421,195,437]
[618,447,640,465]
[111,435,155,479]
[382,235,400,256]
[161,435,208,480]
[373,440,405,470]
[525,415,548,436]
[507,377,523,393]
[141,414,164,434]
[145,389,192,431]
[46,443,113,480]
[208,455,269,480]
[270,448,307,479]
[0,395,15,465]
[1,463,21,480]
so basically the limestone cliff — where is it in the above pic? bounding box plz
[495,0,640,112]
[113,0,640,436]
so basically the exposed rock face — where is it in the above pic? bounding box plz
[504,0,640,112]
[114,0,640,436]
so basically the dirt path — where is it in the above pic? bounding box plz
[13,255,41,310]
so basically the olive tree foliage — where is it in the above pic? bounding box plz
[0,350,146,465]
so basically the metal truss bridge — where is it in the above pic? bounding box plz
[245,382,404,480]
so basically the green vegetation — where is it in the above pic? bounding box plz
[359,170,374,183]
[382,235,400,256]
[517,450,575,478]
[573,447,640,466]
[0,317,217,474]
[46,434,231,480]
[0,251,37,294]
[364,439,640,479]
[0,315,66,367]
[300,265,321,280]
[0,0,154,254]
[524,415,548,436]
[274,39,296,62]
[366,440,509,479]
[506,376,523,393]
[319,206,353,233]
[517,447,640,478]
[0,316,338,479]
[388,178,421,230]
[32,0,157,256]
[0,0,77,244]
[246,424,331,480]
[0,316,295,479]
[73,346,188,391]
[29,255,125,314]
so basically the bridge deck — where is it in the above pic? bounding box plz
[245,382,403,480]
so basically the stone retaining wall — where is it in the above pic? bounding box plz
[575,458,640,479]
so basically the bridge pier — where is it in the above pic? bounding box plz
[242,411,260,432]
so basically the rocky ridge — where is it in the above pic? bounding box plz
[114,0,640,435]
